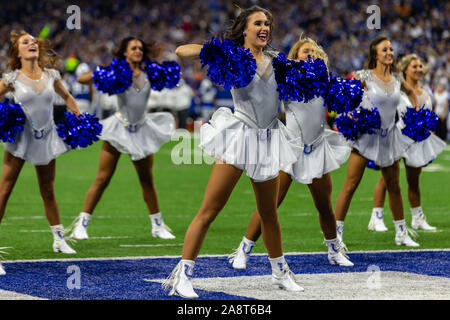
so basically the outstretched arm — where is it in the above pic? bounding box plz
[77,71,94,85]
[54,79,81,116]
[175,44,203,60]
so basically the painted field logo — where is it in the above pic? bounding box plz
[366,264,381,289]
[66,265,81,289]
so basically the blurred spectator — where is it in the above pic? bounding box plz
[433,80,449,141]
[198,77,217,121]
[169,78,195,129]
[0,0,446,130]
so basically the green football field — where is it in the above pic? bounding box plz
[1,133,449,261]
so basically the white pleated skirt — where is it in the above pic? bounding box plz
[199,107,301,182]
[100,112,175,161]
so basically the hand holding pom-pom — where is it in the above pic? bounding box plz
[0,99,26,143]
[56,112,103,149]
[272,54,329,103]
[199,37,257,90]
[145,59,181,91]
[336,107,381,141]
[401,106,438,142]
[92,59,133,95]
[325,73,363,114]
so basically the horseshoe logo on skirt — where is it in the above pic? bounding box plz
[33,129,45,139]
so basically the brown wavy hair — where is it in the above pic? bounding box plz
[365,35,397,74]
[7,30,59,71]
[224,5,274,48]
[112,37,160,62]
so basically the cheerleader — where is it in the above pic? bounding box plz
[369,54,445,232]
[229,36,354,270]
[70,37,176,240]
[162,6,303,298]
[0,30,83,273]
[335,35,419,248]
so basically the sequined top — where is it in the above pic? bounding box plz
[285,97,326,145]
[115,72,151,125]
[357,69,401,130]
[231,52,280,129]
[2,68,61,132]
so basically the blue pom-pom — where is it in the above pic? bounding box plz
[325,73,363,113]
[336,107,381,141]
[145,59,181,91]
[199,37,257,90]
[272,54,329,102]
[92,59,133,95]
[56,112,103,149]
[0,99,26,143]
[401,106,439,142]
[367,160,380,170]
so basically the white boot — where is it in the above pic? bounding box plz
[368,207,388,232]
[325,238,354,267]
[162,260,198,299]
[150,213,176,239]
[69,212,91,240]
[411,207,437,231]
[394,219,420,247]
[0,246,10,276]
[269,256,304,292]
[228,237,255,269]
[51,225,76,254]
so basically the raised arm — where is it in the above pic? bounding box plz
[77,71,94,85]
[175,44,203,60]
[54,79,81,116]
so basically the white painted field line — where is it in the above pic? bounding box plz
[119,244,183,248]
[2,248,449,264]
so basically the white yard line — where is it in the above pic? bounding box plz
[2,248,449,264]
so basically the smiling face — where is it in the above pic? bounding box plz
[405,58,424,82]
[243,11,271,50]
[375,40,394,66]
[125,39,144,64]
[17,34,39,60]
[296,42,316,62]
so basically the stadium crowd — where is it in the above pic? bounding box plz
[0,0,448,137]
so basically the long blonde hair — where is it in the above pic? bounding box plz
[287,35,329,69]
[7,30,59,71]
[396,53,429,80]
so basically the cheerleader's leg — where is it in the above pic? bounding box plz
[132,154,159,214]
[81,141,121,214]
[251,175,304,291]
[181,162,243,261]
[35,159,60,226]
[0,151,25,223]
[244,171,292,242]
[132,154,175,239]
[373,174,387,208]
[250,175,282,259]
[404,163,422,208]
[35,160,76,254]
[307,173,335,239]
[369,175,389,232]
[380,161,404,221]
[335,150,368,221]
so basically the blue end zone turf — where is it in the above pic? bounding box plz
[0,250,448,300]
